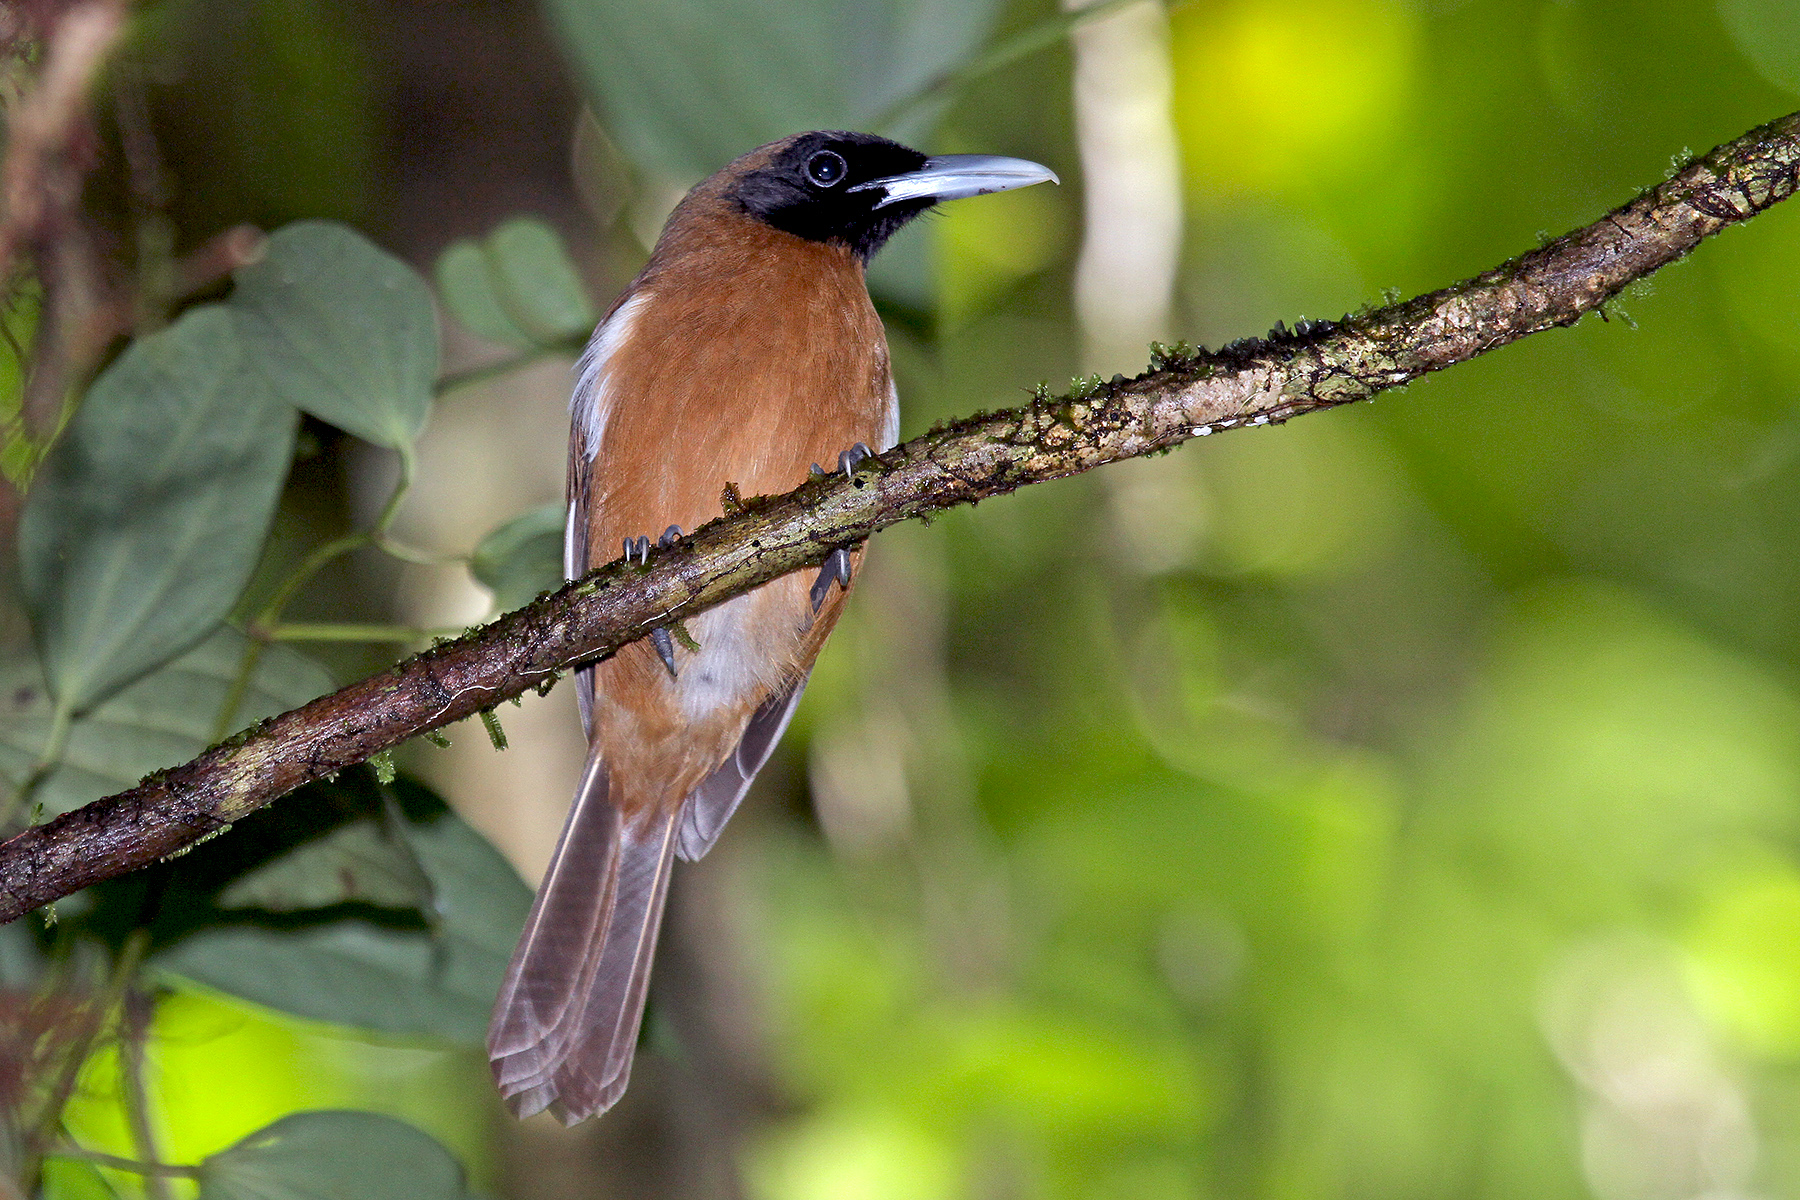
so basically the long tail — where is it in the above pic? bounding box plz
[488,754,680,1123]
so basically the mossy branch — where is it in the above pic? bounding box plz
[1,111,1797,922]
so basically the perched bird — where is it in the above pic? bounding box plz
[488,131,1057,1122]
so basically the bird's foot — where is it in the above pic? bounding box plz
[810,548,854,613]
[838,442,874,479]
[620,526,685,677]
[805,446,872,611]
[810,442,876,481]
[620,525,684,566]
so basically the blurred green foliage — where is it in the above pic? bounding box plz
[3,0,1800,1197]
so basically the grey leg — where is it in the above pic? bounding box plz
[809,548,855,613]
[650,627,678,678]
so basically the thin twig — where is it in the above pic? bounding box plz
[0,0,126,285]
[45,1144,201,1180]
[24,929,148,1164]
[118,992,172,1200]
[0,112,1796,922]
[215,444,430,737]
[434,342,576,397]
[2,1,126,438]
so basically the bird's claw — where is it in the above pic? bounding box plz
[623,526,683,566]
[812,443,876,482]
[838,442,873,480]
[809,548,854,613]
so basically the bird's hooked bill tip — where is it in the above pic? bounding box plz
[852,154,1060,209]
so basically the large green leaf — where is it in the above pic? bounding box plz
[192,766,437,914]
[155,797,532,1044]
[198,1111,473,1200]
[16,307,297,715]
[543,0,1004,181]
[435,218,595,350]
[218,811,434,913]
[434,240,521,348]
[230,221,439,450]
[40,1159,120,1200]
[0,918,47,989]
[0,628,332,818]
[486,217,597,340]
[470,502,565,612]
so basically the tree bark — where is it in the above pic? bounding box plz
[1,111,1797,923]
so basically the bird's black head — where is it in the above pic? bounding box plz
[729,131,933,262]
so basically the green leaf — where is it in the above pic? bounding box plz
[0,628,332,818]
[159,922,485,1041]
[543,0,1005,181]
[0,918,47,988]
[214,772,434,913]
[486,217,597,342]
[41,1158,121,1200]
[218,814,434,912]
[230,220,439,450]
[1,285,41,486]
[470,502,565,612]
[198,1111,473,1200]
[16,307,298,715]
[434,239,523,348]
[435,218,595,350]
[155,792,532,1044]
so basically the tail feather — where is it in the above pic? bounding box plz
[488,757,615,1067]
[488,754,681,1123]
[555,808,680,1114]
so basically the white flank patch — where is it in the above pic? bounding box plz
[563,498,582,582]
[570,291,651,457]
[678,597,774,722]
[879,374,900,451]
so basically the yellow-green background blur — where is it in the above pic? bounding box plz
[33,0,1800,1196]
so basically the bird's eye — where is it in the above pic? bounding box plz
[806,150,848,188]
